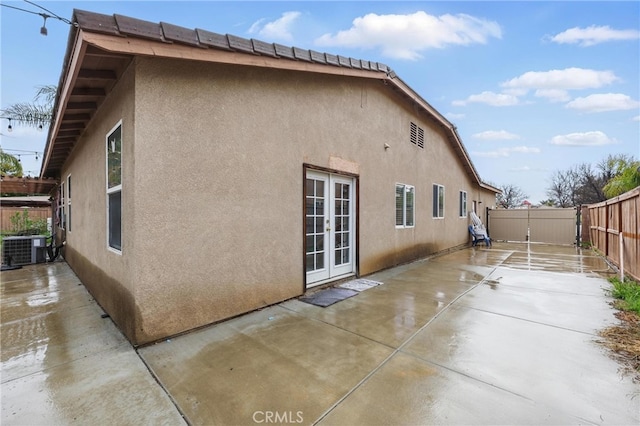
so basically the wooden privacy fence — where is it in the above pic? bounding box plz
[488,208,577,245]
[586,187,639,282]
[0,207,51,233]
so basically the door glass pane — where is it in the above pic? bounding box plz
[306,177,327,274]
[305,198,313,215]
[306,254,315,272]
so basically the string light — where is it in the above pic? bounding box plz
[0,1,77,36]
[40,15,48,36]
[1,148,44,159]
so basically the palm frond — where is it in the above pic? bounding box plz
[34,85,58,104]
[1,103,52,128]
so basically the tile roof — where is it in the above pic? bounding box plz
[39,9,490,191]
[73,9,391,75]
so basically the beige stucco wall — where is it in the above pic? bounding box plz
[59,61,139,340]
[59,55,497,345]
[127,57,496,343]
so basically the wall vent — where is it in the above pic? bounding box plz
[410,122,424,149]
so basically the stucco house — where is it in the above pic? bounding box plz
[41,9,499,345]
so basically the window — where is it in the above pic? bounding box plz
[459,190,467,218]
[395,184,415,227]
[433,184,445,218]
[106,122,122,251]
[58,183,65,230]
[66,175,72,232]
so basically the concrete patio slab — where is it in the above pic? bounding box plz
[138,306,393,425]
[317,351,579,425]
[0,261,186,425]
[2,242,638,425]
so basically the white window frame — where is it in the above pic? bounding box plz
[58,182,65,230]
[395,183,415,228]
[433,184,445,219]
[106,120,122,254]
[459,190,467,218]
[66,174,71,232]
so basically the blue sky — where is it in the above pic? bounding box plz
[1,1,639,203]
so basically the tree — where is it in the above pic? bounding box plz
[547,167,581,207]
[496,184,528,208]
[0,149,23,177]
[1,85,56,129]
[546,154,637,206]
[603,161,640,197]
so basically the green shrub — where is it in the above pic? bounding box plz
[609,276,640,314]
[8,210,49,236]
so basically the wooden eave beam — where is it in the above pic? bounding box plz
[62,113,91,122]
[42,30,88,177]
[71,87,106,96]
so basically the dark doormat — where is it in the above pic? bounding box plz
[299,287,359,307]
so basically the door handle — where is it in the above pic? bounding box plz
[326,227,331,231]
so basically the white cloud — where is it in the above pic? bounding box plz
[473,146,540,157]
[248,11,301,42]
[549,131,616,146]
[501,68,618,93]
[315,11,501,60]
[633,115,640,122]
[534,89,570,103]
[472,130,520,140]
[565,93,640,113]
[453,91,519,107]
[550,25,640,47]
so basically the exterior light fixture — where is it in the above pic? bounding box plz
[7,119,12,132]
[40,15,48,36]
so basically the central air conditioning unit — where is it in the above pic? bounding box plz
[1,235,47,266]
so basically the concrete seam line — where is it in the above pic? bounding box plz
[312,261,506,425]
[463,305,604,337]
[135,350,192,426]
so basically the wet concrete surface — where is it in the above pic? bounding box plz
[2,243,638,425]
[1,262,186,425]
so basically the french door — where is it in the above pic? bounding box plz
[305,170,356,287]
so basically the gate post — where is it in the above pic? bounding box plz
[576,206,581,247]
[486,207,491,238]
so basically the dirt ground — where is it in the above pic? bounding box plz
[597,305,640,384]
